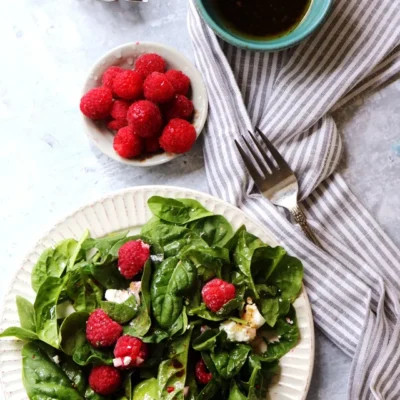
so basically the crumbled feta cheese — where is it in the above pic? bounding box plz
[52,355,60,364]
[286,317,294,325]
[200,325,210,333]
[220,320,257,343]
[129,281,142,305]
[251,336,268,355]
[113,357,123,367]
[105,289,131,304]
[241,303,266,329]
[262,330,281,344]
[123,356,132,366]
[183,386,190,397]
[136,356,144,365]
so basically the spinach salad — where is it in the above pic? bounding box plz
[0,196,304,400]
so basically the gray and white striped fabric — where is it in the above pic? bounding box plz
[187,0,400,398]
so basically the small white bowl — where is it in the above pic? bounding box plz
[81,42,209,167]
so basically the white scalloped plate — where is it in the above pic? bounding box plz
[0,186,314,400]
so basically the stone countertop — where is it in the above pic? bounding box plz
[0,0,398,399]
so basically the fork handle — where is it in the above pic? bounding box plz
[290,205,321,247]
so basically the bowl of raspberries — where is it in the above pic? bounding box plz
[80,42,208,166]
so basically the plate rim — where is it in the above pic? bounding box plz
[0,185,315,400]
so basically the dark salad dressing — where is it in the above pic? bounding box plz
[210,0,311,39]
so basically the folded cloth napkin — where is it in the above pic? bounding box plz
[188,1,400,398]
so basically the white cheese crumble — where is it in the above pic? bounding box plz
[250,336,268,355]
[129,281,142,305]
[105,289,131,304]
[123,356,132,366]
[241,303,266,329]
[220,320,257,343]
[52,355,60,364]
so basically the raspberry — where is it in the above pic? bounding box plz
[143,72,175,104]
[89,366,121,395]
[118,240,150,279]
[113,335,148,369]
[127,100,162,138]
[164,95,194,121]
[102,66,123,89]
[112,70,143,100]
[107,118,128,131]
[86,309,122,348]
[195,359,213,385]
[144,137,160,153]
[135,53,166,78]
[113,126,143,159]
[159,119,197,154]
[165,70,191,96]
[111,100,130,120]
[80,87,113,120]
[201,278,236,312]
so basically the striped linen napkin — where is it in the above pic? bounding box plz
[187,1,400,398]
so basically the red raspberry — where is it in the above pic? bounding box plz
[165,70,191,96]
[80,87,113,120]
[135,53,166,78]
[164,95,194,121]
[118,240,150,279]
[111,100,130,120]
[102,66,123,89]
[127,100,162,138]
[107,118,128,131]
[144,137,160,153]
[195,359,213,385]
[86,309,122,348]
[113,126,143,159]
[113,335,148,369]
[201,278,236,312]
[112,70,143,100]
[159,119,197,154]
[89,366,121,395]
[144,72,175,104]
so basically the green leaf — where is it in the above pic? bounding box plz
[68,230,90,271]
[0,327,38,341]
[66,265,103,313]
[256,306,299,362]
[148,196,212,225]
[197,378,220,400]
[132,378,159,400]
[22,341,84,400]
[259,298,280,327]
[34,276,67,348]
[157,329,192,399]
[91,262,130,290]
[82,230,129,257]
[187,304,225,322]
[192,329,225,352]
[85,387,110,400]
[211,344,251,379]
[188,215,234,247]
[32,239,80,292]
[254,284,277,296]
[16,296,36,332]
[60,356,87,396]
[168,307,188,337]
[73,342,113,366]
[101,296,138,324]
[151,258,196,329]
[59,312,89,356]
[124,260,152,337]
[228,380,247,400]
[141,218,187,248]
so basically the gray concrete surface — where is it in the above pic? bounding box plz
[0,1,399,399]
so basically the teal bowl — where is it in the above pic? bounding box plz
[194,0,332,51]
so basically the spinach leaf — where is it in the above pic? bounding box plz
[168,307,188,337]
[59,312,89,356]
[148,196,212,225]
[66,265,103,313]
[141,218,187,247]
[34,276,67,348]
[32,238,80,292]
[142,329,169,344]
[259,298,280,327]
[82,230,129,259]
[91,262,129,290]
[224,225,246,252]
[68,230,90,271]
[228,380,247,400]
[157,329,192,399]
[73,342,113,366]
[256,307,299,362]
[187,215,234,247]
[16,296,36,332]
[185,374,199,400]
[267,254,304,303]
[151,258,196,329]
[22,341,84,400]
[187,304,224,322]
[254,284,277,296]
[124,260,152,337]
[245,357,278,399]
[0,327,38,341]
[132,378,159,400]
[210,344,251,379]
[192,329,225,352]
[85,387,110,400]
[101,296,138,324]
[60,356,87,396]
[197,378,220,400]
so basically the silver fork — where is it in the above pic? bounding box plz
[235,127,321,247]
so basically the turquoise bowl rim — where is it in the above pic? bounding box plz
[194,0,333,51]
